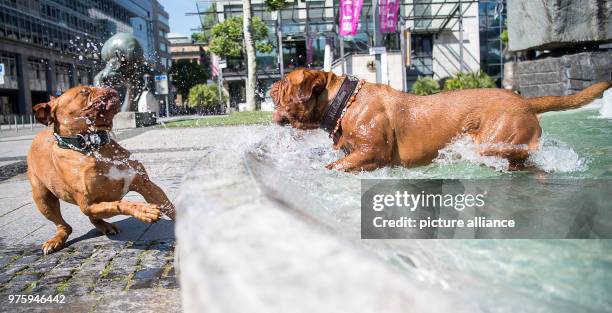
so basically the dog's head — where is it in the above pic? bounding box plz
[33,86,121,135]
[270,68,328,129]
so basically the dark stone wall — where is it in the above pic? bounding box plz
[508,0,612,52]
[516,51,612,97]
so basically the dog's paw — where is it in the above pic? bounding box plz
[41,236,66,255]
[133,203,162,224]
[325,162,336,170]
[94,221,120,236]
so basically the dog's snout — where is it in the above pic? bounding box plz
[273,110,290,125]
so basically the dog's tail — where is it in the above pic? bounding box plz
[526,81,611,114]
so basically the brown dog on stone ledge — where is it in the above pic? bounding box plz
[271,69,611,172]
[27,86,175,254]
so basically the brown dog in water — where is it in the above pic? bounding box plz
[27,86,175,254]
[271,69,611,171]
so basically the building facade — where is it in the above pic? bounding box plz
[0,0,170,117]
[152,0,171,70]
[168,33,208,65]
[198,0,506,108]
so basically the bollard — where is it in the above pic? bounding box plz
[30,115,33,130]
[14,115,18,133]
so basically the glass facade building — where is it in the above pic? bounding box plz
[0,0,170,116]
[478,0,507,84]
[200,0,497,105]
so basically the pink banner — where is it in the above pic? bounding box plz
[380,0,400,33]
[339,0,363,36]
[379,0,388,33]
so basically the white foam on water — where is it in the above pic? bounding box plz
[527,134,588,173]
[434,136,510,172]
[599,88,612,118]
[429,134,587,174]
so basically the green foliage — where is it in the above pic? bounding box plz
[500,29,508,45]
[191,32,207,43]
[188,84,224,109]
[169,60,209,99]
[443,71,495,91]
[264,0,289,11]
[500,20,508,45]
[412,77,441,95]
[209,16,273,58]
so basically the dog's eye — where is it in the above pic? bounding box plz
[80,89,90,95]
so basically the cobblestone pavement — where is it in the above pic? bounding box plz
[0,239,179,312]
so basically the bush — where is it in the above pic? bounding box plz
[443,71,495,91]
[411,77,441,96]
[188,84,225,110]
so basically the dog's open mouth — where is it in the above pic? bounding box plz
[83,89,121,114]
[84,90,121,132]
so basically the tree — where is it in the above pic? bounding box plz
[188,84,225,111]
[169,60,209,100]
[209,17,273,58]
[208,15,273,111]
[243,0,257,111]
[264,0,289,11]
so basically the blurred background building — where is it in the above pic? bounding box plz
[0,0,170,117]
[195,0,509,109]
[168,33,208,65]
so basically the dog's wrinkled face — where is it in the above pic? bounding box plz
[33,86,121,135]
[271,68,327,129]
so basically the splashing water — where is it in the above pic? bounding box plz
[599,89,612,118]
[244,104,612,313]
[527,135,588,172]
[434,135,511,171]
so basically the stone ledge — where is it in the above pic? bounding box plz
[176,135,472,313]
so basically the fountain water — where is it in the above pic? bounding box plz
[599,88,612,118]
[240,98,612,312]
[178,96,612,313]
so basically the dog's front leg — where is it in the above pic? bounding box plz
[81,200,162,223]
[326,151,388,172]
[129,162,176,220]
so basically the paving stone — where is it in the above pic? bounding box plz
[130,268,162,290]
[92,278,127,294]
[158,276,178,289]
[2,264,28,277]
[0,256,13,269]
[11,254,41,268]
[0,273,13,284]
[10,273,40,282]
[1,280,32,294]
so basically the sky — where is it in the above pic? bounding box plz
[158,0,204,36]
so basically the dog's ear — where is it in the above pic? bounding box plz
[297,70,326,103]
[33,98,54,125]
